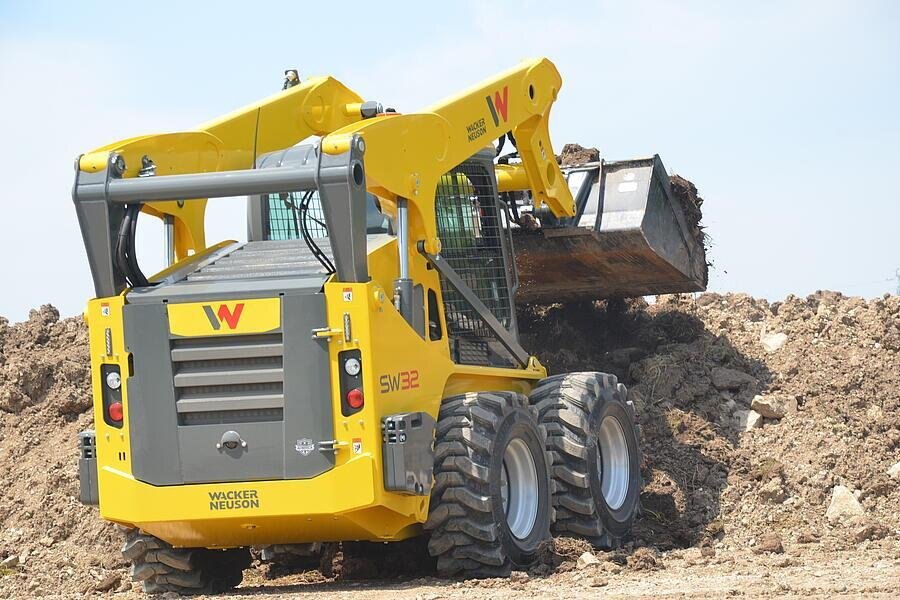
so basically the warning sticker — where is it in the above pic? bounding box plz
[342,288,353,302]
[101,303,110,317]
[352,438,363,455]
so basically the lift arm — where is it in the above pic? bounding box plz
[320,57,575,254]
[75,76,367,260]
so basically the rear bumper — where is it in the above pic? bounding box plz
[97,454,425,548]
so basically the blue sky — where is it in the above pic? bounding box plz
[1,1,898,322]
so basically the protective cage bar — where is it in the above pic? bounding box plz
[72,137,370,297]
[432,156,523,368]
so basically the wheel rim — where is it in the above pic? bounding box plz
[597,415,630,511]
[502,438,539,539]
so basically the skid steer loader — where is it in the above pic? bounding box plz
[73,58,692,594]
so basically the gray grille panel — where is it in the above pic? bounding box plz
[171,333,284,423]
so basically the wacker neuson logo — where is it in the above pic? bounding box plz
[208,489,259,510]
[203,303,245,330]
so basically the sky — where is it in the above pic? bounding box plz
[0,1,898,322]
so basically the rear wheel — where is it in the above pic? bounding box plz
[122,529,250,595]
[425,391,553,577]
[530,372,641,547]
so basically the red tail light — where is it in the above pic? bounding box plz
[108,401,124,422]
[347,388,364,409]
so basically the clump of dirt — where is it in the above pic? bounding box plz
[0,307,125,597]
[520,291,900,553]
[558,143,600,165]
[669,174,709,287]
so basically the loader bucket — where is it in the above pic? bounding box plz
[512,155,707,303]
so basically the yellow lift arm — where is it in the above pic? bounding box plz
[75,58,573,263]
[322,57,575,255]
[77,76,366,260]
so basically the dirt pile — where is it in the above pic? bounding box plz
[1,291,898,597]
[519,291,900,552]
[0,307,124,597]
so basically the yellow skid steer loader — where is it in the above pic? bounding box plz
[73,58,700,594]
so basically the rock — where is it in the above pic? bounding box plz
[590,576,608,587]
[700,546,716,558]
[759,478,788,503]
[753,533,784,554]
[38,536,54,548]
[760,331,788,352]
[627,547,662,571]
[888,462,900,479]
[509,571,529,582]
[796,531,819,544]
[851,519,889,543]
[736,409,764,431]
[576,551,601,569]
[94,573,121,593]
[711,367,756,391]
[0,555,19,568]
[826,485,865,523]
[750,394,798,419]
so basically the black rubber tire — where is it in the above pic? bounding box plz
[122,529,251,595]
[530,372,642,548]
[424,391,554,578]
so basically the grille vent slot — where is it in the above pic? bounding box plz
[171,333,284,425]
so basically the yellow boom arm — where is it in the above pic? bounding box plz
[322,57,575,254]
[77,76,366,259]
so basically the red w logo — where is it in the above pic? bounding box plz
[485,85,510,127]
[203,303,245,330]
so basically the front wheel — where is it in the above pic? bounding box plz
[530,372,642,547]
[424,391,553,577]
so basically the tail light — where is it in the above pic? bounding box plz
[347,388,364,410]
[100,364,123,428]
[107,401,124,422]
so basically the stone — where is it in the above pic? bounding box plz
[796,531,819,544]
[750,394,798,419]
[850,518,889,543]
[888,462,900,479]
[576,551,601,569]
[826,485,865,523]
[759,478,788,504]
[711,367,756,391]
[760,331,788,352]
[753,533,784,554]
[94,573,121,593]
[38,536,54,548]
[0,555,19,568]
[509,571,529,582]
[736,409,764,431]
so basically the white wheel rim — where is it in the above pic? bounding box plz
[502,438,539,539]
[597,415,630,511]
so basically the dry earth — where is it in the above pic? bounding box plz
[1,291,898,598]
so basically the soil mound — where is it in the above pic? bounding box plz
[1,291,897,596]
[0,307,123,597]
[519,292,900,551]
